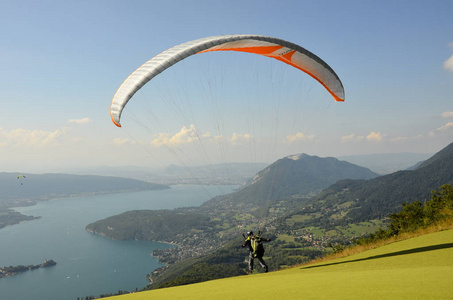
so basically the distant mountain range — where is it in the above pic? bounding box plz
[55,152,431,184]
[62,162,269,185]
[338,152,432,174]
[0,173,168,207]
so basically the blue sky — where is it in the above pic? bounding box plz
[1,0,452,173]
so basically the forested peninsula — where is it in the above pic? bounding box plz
[0,259,56,278]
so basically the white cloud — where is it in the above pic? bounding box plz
[229,133,251,144]
[68,117,92,124]
[341,133,364,142]
[366,131,383,142]
[0,127,65,147]
[441,111,453,118]
[444,54,453,72]
[149,125,255,147]
[286,132,316,143]
[112,138,134,145]
[341,132,384,142]
[151,125,200,147]
[440,122,453,130]
[430,122,453,136]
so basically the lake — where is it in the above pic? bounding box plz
[0,185,237,300]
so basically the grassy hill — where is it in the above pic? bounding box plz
[104,228,453,300]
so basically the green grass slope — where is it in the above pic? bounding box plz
[107,229,453,299]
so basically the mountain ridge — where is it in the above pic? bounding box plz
[338,152,433,174]
[309,141,453,222]
[229,153,378,209]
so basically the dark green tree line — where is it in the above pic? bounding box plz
[356,184,453,245]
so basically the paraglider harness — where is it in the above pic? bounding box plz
[243,231,265,258]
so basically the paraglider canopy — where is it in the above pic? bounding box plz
[17,175,26,185]
[110,34,345,127]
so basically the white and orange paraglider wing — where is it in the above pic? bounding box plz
[110,35,344,127]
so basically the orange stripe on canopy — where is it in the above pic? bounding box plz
[281,50,296,61]
[200,46,344,102]
[199,45,284,56]
[272,55,344,102]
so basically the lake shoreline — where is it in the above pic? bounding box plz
[1,186,176,230]
[0,185,237,300]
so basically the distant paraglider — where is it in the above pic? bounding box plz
[110,34,345,127]
[17,175,26,185]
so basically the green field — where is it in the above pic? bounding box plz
[107,229,453,299]
[339,220,387,237]
[285,213,319,226]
